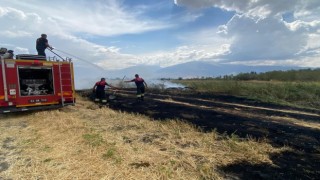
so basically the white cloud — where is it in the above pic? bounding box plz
[174,0,320,67]
[1,0,172,37]
[179,12,204,23]
[174,0,320,19]
[306,34,320,50]
[14,47,29,54]
[294,2,320,21]
[0,30,32,38]
[0,2,173,68]
[221,14,308,60]
[285,20,320,32]
[135,44,230,67]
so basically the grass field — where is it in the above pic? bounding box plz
[0,96,288,179]
[1,79,320,179]
[173,79,320,109]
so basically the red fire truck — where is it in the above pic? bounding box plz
[0,52,75,113]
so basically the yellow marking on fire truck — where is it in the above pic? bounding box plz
[16,102,59,107]
[43,62,53,66]
[58,92,73,96]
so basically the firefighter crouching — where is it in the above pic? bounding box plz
[0,48,14,59]
[125,74,148,102]
[93,78,117,104]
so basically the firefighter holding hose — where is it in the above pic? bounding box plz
[36,34,53,57]
[93,78,117,104]
[125,74,148,102]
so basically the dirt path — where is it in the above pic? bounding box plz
[84,89,320,179]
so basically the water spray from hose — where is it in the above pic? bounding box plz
[47,48,65,61]
[51,48,107,72]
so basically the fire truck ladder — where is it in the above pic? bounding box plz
[58,61,74,106]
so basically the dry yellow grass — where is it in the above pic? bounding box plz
[0,96,287,179]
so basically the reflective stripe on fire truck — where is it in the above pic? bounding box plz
[16,102,59,107]
[0,95,16,100]
[43,62,53,66]
[58,92,73,96]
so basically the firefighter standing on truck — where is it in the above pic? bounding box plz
[93,78,116,104]
[36,34,53,57]
[125,74,148,102]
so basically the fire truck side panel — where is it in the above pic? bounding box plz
[0,59,17,107]
[7,60,18,106]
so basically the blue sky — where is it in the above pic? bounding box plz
[1,0,320,87]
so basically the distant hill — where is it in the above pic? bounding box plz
[155,61,302,78]
[74,61,306,89]
[105,61,303,79]
[107,65,161,79]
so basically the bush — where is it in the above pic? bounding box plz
[175,79,320,109]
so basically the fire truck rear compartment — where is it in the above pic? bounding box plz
[18,67,54,96]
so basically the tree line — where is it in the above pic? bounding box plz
[173,68,320,81]
[230,68,320,81]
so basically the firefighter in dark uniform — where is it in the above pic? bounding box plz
[93,78,116,104]
[2,50,14,59]
[125,74,148,101]
[36,34,53,56]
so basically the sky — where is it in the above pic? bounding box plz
[1,0,320,87]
